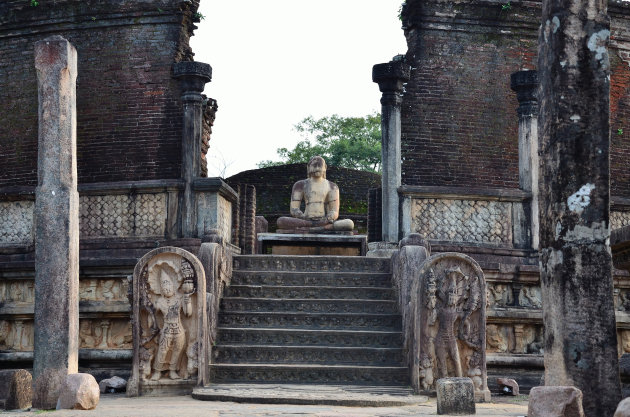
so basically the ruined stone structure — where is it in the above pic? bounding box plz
[0,0,238,378]
[392,0,630,391]
[2,0,630,400]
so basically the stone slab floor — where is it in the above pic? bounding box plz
[1,394,528,416]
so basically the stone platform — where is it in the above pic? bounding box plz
[257,233,367,256]
[192,384,427,407]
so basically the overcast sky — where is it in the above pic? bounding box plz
[190,1,408,178]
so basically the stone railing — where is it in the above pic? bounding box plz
[0,178,237,249]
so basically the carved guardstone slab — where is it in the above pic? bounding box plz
[412,252,490,402]
[128,247,207,396]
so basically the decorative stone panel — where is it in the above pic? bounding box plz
[197,192,233,242]
[612,211,630,230]
[411,199,512,245]
[486,324,543,354]
[0,201,34,246]
[79,319,132,350]
[79,279,129,302]
[0,320,34,351]
[79,193,167,238]
[0,281,35,303]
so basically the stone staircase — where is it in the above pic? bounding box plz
[208,255,409,386]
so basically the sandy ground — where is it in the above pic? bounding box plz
[1,394,528,417]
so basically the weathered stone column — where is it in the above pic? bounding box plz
[510,70,539,250]
[538,0,621,415]
[173,61,212,238]
[33,35,79,409]
[372,58,410,243]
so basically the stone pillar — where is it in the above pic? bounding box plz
[173,61,212,238]
[372,58,410,243]
[510,70,539,250]
[32,35,79,409]
[538,0,621,415]
[238,184,256,254]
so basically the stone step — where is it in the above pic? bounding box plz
[218,312,402,331]
[217,328,403,348]
[192,384,428,407]
[213,345,405,366]
[220,298,398,314]
[224,285,394,300]
[230,271,392,288]
[209,364,409,386]
[233,255,390,274]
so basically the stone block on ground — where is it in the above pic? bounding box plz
[436,377,475,415]
[497,377,519,396]
[615,398,630,417]
[0,369,32,410]
[528,386,584,417]
[56,373,100,410]
[99,376,127,394]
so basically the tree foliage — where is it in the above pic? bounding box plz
[258,113,382,173]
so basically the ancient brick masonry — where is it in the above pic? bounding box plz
[400,0,630,200]
[0,0,215,186]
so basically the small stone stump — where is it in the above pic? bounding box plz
[56,373,99,410]
[0,370,32,410]
[436,377,475,415]
[128,247,208,396]
[528,386,584,417]
[497,378,519,396]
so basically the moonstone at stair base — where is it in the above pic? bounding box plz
[56,373,100,410]
[528,386,584,417]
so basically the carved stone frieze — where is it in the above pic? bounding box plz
[614,289,630,313]
[79,279,129,302]
[519,286,542,308]
[412,252,490,401]
[0,320,34,351]
[411,198,512,245]
[0,201,34,246]
[79,193,167,238]
[0,280,35,303]
[486,283,513,307]
[485,323,543,354]
[618,330,630,356]
[79,319,132,349]
[128,247,207,396]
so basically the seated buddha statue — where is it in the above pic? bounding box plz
[276,156,354,233]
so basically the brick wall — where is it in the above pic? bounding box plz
[0,0,203,186]
[401,0,630,198]
[227,164,381,231]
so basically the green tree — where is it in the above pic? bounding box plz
[258,113,382,173]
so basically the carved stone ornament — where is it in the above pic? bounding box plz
[128,247,207,396]
[411,252,490,401]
